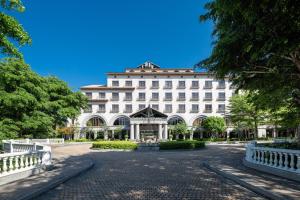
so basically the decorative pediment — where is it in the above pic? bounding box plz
[130,106,168,118]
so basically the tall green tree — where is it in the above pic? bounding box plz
[228,92,266,138]
[202,116,226,138]
[0,0,31,58]
[173,122,188,139]
[199,0,300,140]
[0,59,87,139]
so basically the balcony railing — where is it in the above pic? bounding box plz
[217,85,226,89]
[204,109,212,113]
[137,98,146,101]
[164,109,172,113]
[217,109,225,113]
[137,86,146,89]
[97,110,106,113]
[123,97,132,101]
[177,109,186,113]
[203,97,212,101]
[111,98,119,101]
[190,109,199,113]
[124,109,132,113]
[190,98,199,101]
[177,85,186,89]
[151,85,159,89]
[177,98,186,101]
[217,97,226,101]
[203,85,213,89]
[151,98,159,101]
[84,109,92,113]
[110,109,119,113]
[164,98,172,101]
[163,85,172,89]
[190,85,199,89]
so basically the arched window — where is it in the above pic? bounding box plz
[114,116,130,126]
[87,117,105,127]
[168,116,184,125]
[192,116,206,127]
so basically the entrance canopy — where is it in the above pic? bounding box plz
[130,106,168,119]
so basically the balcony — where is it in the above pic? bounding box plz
[110,109,119,113]
[124,109,132,113]
[177,98,186,101]
[177,85,186,89]
[203,109,212,113]
[217,97,226,101]
[217,85,226,89]
[151,85,159,89]
[150,98,159,101]
[190,85,199,89]
[164,98,172,101]
[110,98,119,101]
[203,85,212,89]
[83,109,92,113]
[163,85,172,89]
[177,109,186,113]
[164,109,172,113]
[137,98,146,101]
[88,98,108,102]
[190,109,199,113]
[97,109,106,113]
[190,98,199,101]
[203,97,212,101]
[137,86,146,89]
[217,109,225,113]
[123,97,132,101]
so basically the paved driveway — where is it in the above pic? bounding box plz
[34,144,264,200]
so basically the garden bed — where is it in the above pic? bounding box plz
[92,141,138,150]
[159,140,205,150]
[258,142,300,150]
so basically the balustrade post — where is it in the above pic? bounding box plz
[284,153,289,170]
[290,153,295,171]
[20,155,25,168]
[2,157,8,173]
[279,152,283,168]
[25,154,29,167]
[29,154,33,166]
[9,156,14,172]
[269,152,273,166]
[274,152,278,166]
[264,151,268,164]
[253,150,257,163]
[260,151,264,164]
[296,155,300,173]
[14,156,19,170]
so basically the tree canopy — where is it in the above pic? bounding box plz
[198,1,300,110]
[202,116,226,137]
[0,59,87,139]
[0,0,31,58]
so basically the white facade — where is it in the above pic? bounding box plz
[75,61,235,140]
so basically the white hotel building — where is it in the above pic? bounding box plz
[76,61,236,141]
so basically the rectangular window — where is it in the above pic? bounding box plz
[165,92,172,101]
[178,92,185,101]
[125,80,132,87]
[138,81,146,88]
[164,81,172,89]
[112,104,119,113]
[204,81,213,89]
[139,104,146,110]
[218,104,225,112]
[99,92,105,99]
[218,80,226,89]
[85,92,92,100]
[205,104,212,113]
[98,104,105,113]
[178,104,185,113]
[191,81,199,88]
[152,81,159,89]
[84,104,92,113]
[152,104,159,110]
[112,92,119,101]
[204,92,212,100]
[138,92,146,101]
[124,92,132,101]
[165,104,172,113]
[125,104,132,113]
[112,81,119,87]
[218,92,226,100]
[191,92,199,101]
[152,92,159,101]
[191,104,199,113]
[178,81,185,89]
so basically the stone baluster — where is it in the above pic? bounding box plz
[20,155,25,169]
[284,153,289,170]
[260,151,264,164]
[269,152,273,166]
[296,155,300,173]
[290,153,295,171]
[37,152,42,165]
[25,154,29,167]
[2,157,8,173]
[14,156,20,170]
[29,154,33,166]
[253,150,257,163]
[8,156,14,171]
[33,152,38,165]
[279,152,283,168]
[274,152,278,166]
[264,151,268,164]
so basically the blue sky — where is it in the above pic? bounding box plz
[13,0,213,90]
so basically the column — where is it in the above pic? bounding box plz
[104,130,108,140]
[226,130,230,139]
[190,128,194,140]
[164,124,168,140]
[112,130,115,140]
[158,124,163,140]
[136,124,140,141]
[130,124,134,140]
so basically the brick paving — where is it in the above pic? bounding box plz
[33,145,266,200]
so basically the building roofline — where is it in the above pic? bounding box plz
[80,86,135,91]
[106,72,212,76]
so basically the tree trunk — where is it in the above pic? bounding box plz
[254,118,258,139]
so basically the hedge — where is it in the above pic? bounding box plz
[92,141,138,150]
[159,140,205,150]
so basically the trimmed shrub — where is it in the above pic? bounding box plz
[159,140,205,150]
[92,141,138,150]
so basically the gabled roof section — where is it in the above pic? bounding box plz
[137,61,160,69]
[130,106,168,118]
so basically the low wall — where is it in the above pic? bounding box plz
[245,141,300,180]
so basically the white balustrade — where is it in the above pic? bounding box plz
[245,142,300,174]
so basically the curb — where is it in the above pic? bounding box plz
[202,162,288,200]
[17,159,94,200]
